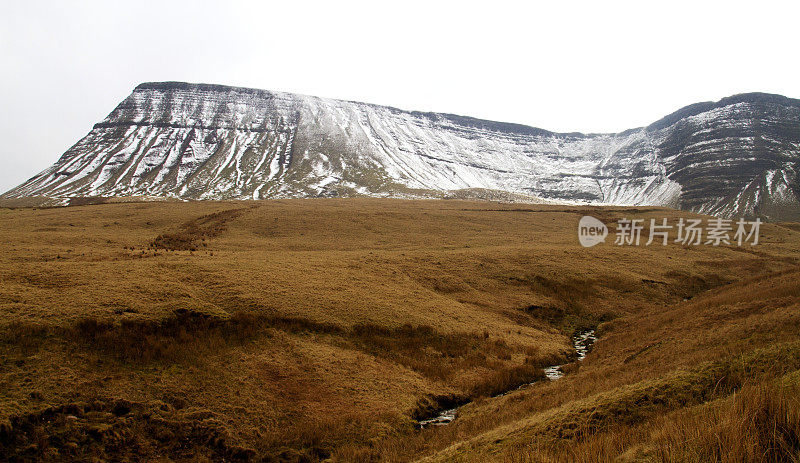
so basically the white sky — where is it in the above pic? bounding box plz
[1,0,799,193]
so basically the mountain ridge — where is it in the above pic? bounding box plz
[4,83,800,220]
[133,82,800,136]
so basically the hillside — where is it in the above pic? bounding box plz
[3,84,800,220]
[0,199,799,461]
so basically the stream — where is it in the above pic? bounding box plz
[418,329,597,429]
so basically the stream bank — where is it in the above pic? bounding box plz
[417,329,596,429]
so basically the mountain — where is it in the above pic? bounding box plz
[4,82,800,219]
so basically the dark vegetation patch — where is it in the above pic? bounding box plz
[412,394,470,422]
[150,207,247,251]
[521,302,610,335]
[6,311,552,397]
[520,276,608,329]
[499,273,620,335]
[68,310,342,362]
[623,341,664,364]
[777,222,800,233]
[0,398,255,462]
[470,363,544,398]
[664,270,727,299]
[348,323,545,390]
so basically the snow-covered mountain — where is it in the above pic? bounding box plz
[4,82,800,219]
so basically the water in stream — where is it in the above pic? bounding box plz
[418,329,596,429]
[543,329,596,380]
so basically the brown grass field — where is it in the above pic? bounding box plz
[0,198,799,462]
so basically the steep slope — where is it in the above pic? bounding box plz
[3,83,800,219]
[649,93,800,219]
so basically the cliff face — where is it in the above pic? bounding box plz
[651,94,800,219]
[4,82,800,219]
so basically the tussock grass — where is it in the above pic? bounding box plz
[481,375,800,463]
[537,341,800,441]
[652,381,800,463]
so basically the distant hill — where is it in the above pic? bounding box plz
[4,83,799,219]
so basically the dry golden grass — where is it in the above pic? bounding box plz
[0,198,798,461]
[447,371,800,463]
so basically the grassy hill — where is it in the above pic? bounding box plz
[0,199,798,461]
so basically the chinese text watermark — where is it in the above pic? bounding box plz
[579,216,761,248]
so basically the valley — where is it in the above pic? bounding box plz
[0,198,799,461]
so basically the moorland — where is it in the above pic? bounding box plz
[0,198,798,462]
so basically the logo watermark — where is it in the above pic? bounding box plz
[578,216,608,247]
[578,216,761,247]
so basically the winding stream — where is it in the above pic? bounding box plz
[418,329,596,429]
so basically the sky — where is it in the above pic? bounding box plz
[1,0,799,193]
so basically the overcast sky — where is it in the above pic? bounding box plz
[1,0,798,193]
